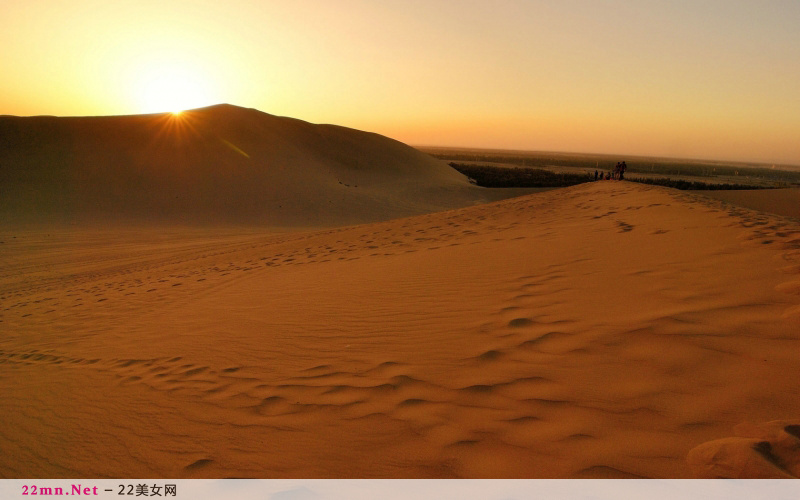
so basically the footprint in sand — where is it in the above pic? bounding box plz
[615,220,634,233]
[687,420,800,478]
[184,458,215,473]
[508,317,536,328]
[476,349,505,362]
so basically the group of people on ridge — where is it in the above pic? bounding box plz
[594,161,627,181]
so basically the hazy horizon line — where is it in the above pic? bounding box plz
[3,104,798,170]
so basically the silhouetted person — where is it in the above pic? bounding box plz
[594,170,598,181]
[619,161,627,180]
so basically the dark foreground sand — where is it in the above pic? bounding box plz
[2,181,799,478]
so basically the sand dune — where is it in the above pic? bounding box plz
[0,105,527,227]
[2,181,799,478]
[692,188,800,220]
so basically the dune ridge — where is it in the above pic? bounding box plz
[0,104,528,227]
[2,181,799,478]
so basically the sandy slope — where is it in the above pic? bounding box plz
[0,105,525,227]
[2,181,800,478]
[692,188,800,220]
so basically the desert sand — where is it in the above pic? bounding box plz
[0,105,529,227]
[692,188,800,220]
[2,178,800,478]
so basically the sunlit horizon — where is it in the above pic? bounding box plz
[3,1,799,165]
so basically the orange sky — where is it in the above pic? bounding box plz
[2,1,799,165]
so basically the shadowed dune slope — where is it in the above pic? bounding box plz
[1,105,519,226]
[2,181,800,478]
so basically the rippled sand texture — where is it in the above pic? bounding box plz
[2,181,800,478]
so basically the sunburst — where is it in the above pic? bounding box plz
[135,62,217,114]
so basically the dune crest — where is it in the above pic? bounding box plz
[0,104,522,226]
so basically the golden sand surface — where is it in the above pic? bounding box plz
[692,188,800,220]
[2,181,799,478]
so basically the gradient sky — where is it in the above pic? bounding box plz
[2,0,799,164]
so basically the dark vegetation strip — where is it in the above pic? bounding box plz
[626,177,773,190]
[432,152,800,184]
[449,163,772,190]
[449,163,591,188]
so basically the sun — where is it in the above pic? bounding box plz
[135,62,218,114]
